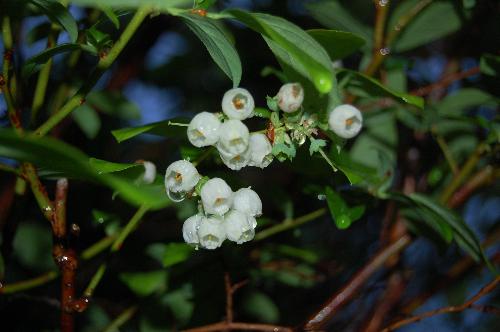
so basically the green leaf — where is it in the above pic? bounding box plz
[111,118,188,143]
[71,0,192,10]
[348,205,366,222]
[89,158,139,174]
[22,43,96,78]
[266,96,279,112]
[0,129,170,209]
[119,270,168,297]
[13,223,54,272]
[72,104,101,139]
[435,88,497,116]
[194,0,217,10]
[99,5,120,29]
[306,0,372,45]
[272,142,296,161]
[388,0,462,52]
[338,69,424,109]
[30,0,78,42]
[309,138,326,156]
[176,13,241,87]
[253,107,272,119]
[227,9,333,94]
[480,54,500,76]
[87,91,141,120]
[162,284,194,325]
[307,29,365,61]
[325,186,351,229]
[242,291,280,323]
[146,243,194,268]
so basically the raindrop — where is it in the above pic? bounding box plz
[317,194,326,201]
[44,206,53,212]
[380,47,391,56]
[379,0,389,6]
[71,223,80,236]
[167,189,186,202]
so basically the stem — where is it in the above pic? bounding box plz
[111,204,149,252]
[84,205,149,298]
[373,0,390,52]
[412,66,480,96]
[385,0,433,46]
[0,164,22,177]
[382,277,500,332]
[80,235,116,260]
[182,322,293,332]
[255,208,327,241]
[439,143,486,204]
[304,235,412,330]
[0,271,59,294]
[433,130,458,175]
[31,27,59,123]
[35,6,150,136]
[22,163,54,222]
[101,306,138,332]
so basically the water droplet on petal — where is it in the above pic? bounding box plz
[167,189,186,202]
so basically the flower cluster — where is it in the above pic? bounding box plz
[164,161,261,249]
[187,88,273,170]
[164,84,364,249]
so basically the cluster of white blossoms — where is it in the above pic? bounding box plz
[164,84,363,249]
[164,161,261,249]
[187,87,274,171]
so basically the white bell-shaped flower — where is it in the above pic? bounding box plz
[198,216,226,249]
[328,104,363,139]
[218,146,251,171]
[277,83,304,113]
[224,210,256,244]
[165,160,201,199]
[248,133,273,168]
[182,214,202,245]
[141,161,157,184]
[217,119,249,155]
[187,112,221,147]
[222,87,255,120]
[233,187,262,219]
[200,177,234,215]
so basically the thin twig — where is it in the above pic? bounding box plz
[182,322,293,332]
[303,235,412,330]
[382,277,500,331]
[255,208,327,241]
[411,66,480,97]
[101,306,138,332]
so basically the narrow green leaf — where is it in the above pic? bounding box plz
[306,0,372,45]
[111,118,188,143]
[89,158,139,174]
[388,0,462,52]
[325,186,351,229]
[99,5,120,29]
[227,9,333,94]
[22,43,96,78]
[71,0,192,10]
[338,69,424,109]
[177,13,241,87]
[72,104,101,139]
[30,0,78,42]
[119,270,168,297]
[480,54,500,76]
[348,205,365,222]
[0,129,170,209]
[161,243,194,268]
[307,29,365,61]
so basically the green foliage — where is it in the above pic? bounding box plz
[178,13,242,87]
[30,0,78,42]
[147,242,194,268]
[119,270,168,297]
[72,104,101,139]
[325,186,365,229]
[480,54,500,76]
[307,29,365,61]
[242,291,280,323]
[111,118,188,142]
[13,223,53,272]
[228,9,333,93]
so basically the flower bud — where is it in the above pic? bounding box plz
[187,112,221,147]
[328,104,363,139]
[224,210,256,244]
[218,146,251,171]
[222,87,255,120]
[233,187,262,218]
[217,119,249,155]
[182,214,202,245]
[165,160,201,197]
[248,133,273,168]
[198,215,226,249]
[277,83,304,113]
[200,177,234,215]
[137,161,156,184]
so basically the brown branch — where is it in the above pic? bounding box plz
[182,322,293,332]
[382,276,500,332]
[360,273,406,332]
[303,235,412,330]
[448,166,497,208]
[225,273,234,323]
[411,66,480,97]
